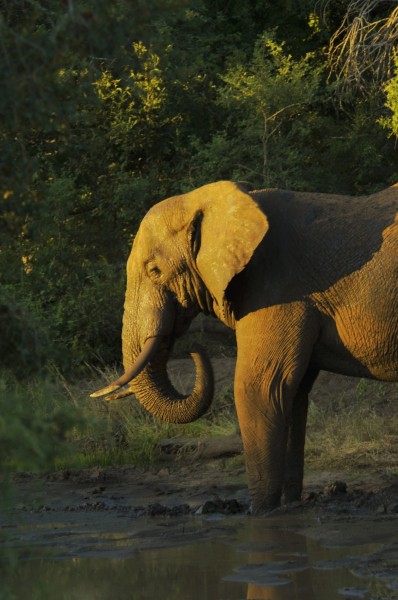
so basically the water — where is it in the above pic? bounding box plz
[2,514,398,599]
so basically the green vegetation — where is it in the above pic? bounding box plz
[1,1,398,497]
[0,372,84,506]
[380,53,398,139]
[2,0,398,376]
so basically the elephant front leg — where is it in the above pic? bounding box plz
[234,375,290,513]
[234,307,319,513]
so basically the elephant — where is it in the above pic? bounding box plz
[91,180,398,514]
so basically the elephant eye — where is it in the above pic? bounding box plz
[147,263,162,279]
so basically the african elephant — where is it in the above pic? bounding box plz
[91,180,398,514]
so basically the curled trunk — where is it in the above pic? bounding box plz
[131,344,214,423]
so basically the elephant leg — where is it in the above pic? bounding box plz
[234,372,289,512]
[283,368,319,504]
[234,353,313,513]
[234,306,319,514]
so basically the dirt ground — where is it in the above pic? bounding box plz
[3,359,398,597]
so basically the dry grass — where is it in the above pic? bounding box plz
[75,371,398,474]
[3,362,398,476]
[56,367,239,469]
[306,378,398,471]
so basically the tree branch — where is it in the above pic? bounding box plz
[320,0,398,95]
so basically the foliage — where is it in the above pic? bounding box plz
[380,53,398,139]
[0,373,85,506]
[0,288,49,376]
[217,35,322,187]
[0,0,397,376]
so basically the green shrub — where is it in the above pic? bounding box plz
[0,290,49,377]
[0,373,85,512]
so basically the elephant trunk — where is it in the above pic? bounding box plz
[131,344,214,423]
[91,286,215,421]
[90,340,215,424]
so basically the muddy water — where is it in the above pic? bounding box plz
[3,512,398,600]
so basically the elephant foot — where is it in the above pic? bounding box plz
[250,492,302,515]
[249,492,282,515]
[282,484,303,506]
[249,503,280,516]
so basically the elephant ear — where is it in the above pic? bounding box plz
[191,181,269,312]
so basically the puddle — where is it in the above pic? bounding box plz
[2,514,398,600]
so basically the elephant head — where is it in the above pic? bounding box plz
[91,181,268,423]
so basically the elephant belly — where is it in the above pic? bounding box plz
[314,309,398,381]
[312,334,373,378]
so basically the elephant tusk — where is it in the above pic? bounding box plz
[103,387,135,402]
[90,336,161,398]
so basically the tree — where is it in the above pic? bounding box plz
[323,0,398,95]
[214,35,322,186]
[1,0,397,373]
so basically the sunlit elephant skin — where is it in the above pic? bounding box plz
[92,181,398,514]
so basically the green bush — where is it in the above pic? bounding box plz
[0,374,85,507]
[0,290,48,377]
[380,54,398,141]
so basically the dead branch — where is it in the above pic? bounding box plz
[320,0,398,95]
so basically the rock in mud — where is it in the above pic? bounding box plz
[145,503,191,516]
[195,496,246,515]
[324,480,347,496]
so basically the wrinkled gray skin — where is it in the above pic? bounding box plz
[92,181,398,514]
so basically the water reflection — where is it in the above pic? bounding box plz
[230,519,382,600]
[3,542,246,600]
[2,515,397,600]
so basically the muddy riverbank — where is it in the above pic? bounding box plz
[2,455,398,599]
[2,360,398,598]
